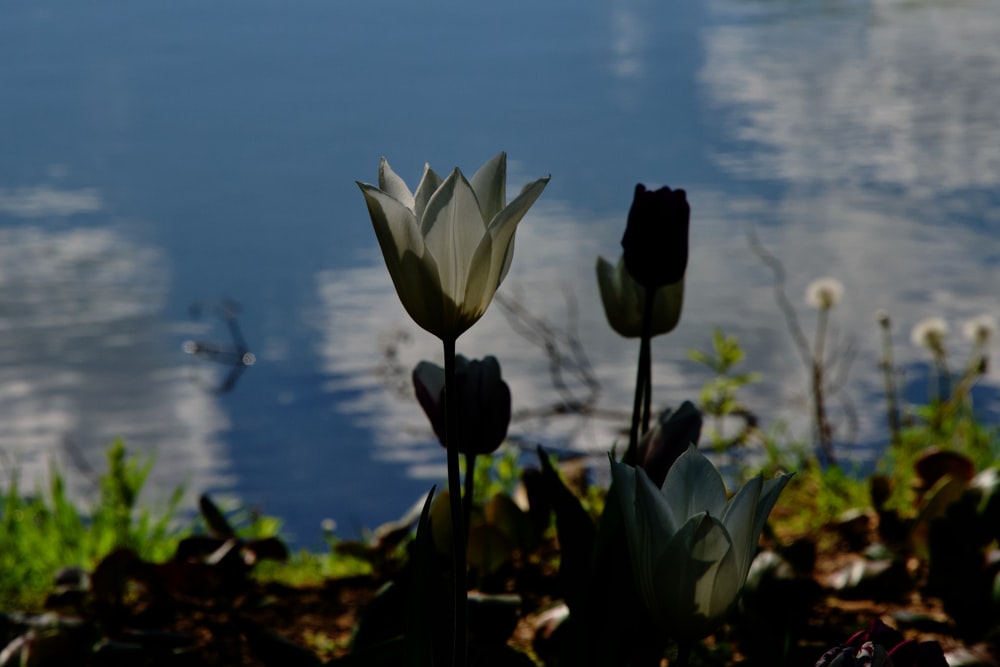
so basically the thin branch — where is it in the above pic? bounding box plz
[747,228,813,370]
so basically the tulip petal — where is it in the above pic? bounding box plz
[462,232,495,326]
[662,446,729,523]
[652,279,684,336]
[359,181,424,268]
[609,458,647,599]
[487,176,550,287]
[422,168,488,304]
[653,513,733,639]
[720,475,762,585]
[412,360,446,442]
[633,465,682,612]
[470,152,507,223]
[398,250,451,336]
[359,182,451,335]
[413,164,444,221]
[597,256,631,337]
[596,256,684,339]
[378,158,416,212]
[750,473,793,552]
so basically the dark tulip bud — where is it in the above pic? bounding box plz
[413,355,512,456]
[638,401,703,487]
[621,183,690,289]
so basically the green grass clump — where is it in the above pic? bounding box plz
[0,440,185,610]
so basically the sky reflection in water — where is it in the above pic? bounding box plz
[0,0,997,541]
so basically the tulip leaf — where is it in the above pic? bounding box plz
[199,494,235,538]
[406,486,438,667]
[537,447,595,613]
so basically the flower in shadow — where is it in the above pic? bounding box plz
[610,446,791,641]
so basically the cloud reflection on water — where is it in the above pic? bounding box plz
[701,0,1000,193]
[0,217,233,505]
[317,187,998,481]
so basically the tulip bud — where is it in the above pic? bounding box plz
[413,355,512,456]
[637,401,702,487]
[621,183,690,289]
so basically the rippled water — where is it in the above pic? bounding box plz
[1,0,997,544]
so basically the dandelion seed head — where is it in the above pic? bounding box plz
[963,314,996,346]
[911,317,949,355]
[805,277,844,310]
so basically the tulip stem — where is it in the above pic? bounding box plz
[443,337,468,667]
[811,307,835,466]
[626,288,656,464]
[463,452,476,541]
[641,328,653,435]
[674,642,692,667]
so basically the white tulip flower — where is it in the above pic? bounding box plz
[610,446,791,641]
[358,153,549,340]
[596,255,684,338]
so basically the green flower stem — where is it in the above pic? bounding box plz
[463,452,476,541]
[626,288,656,464]
[811,307,835,466]
[443,337,468,667]
[641,332,653,435]
[878,319,901,447]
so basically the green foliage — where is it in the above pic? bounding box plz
[776,461,869,538]
[689,329,761,449]
[0,440,185,610]
[253,548,372,587]
[462,443,523,504]
[876,360,1000,515]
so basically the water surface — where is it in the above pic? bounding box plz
[0,0,997,543]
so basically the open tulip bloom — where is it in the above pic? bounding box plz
[357,152,549,341]
[359,153,547,666]
[610,446,791,642]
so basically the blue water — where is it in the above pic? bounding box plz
[1,0,998,546]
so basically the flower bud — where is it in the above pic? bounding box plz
[413,355,512,456]
[621,183,690,289]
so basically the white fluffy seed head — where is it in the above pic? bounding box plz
[911,317,949,354]
[963,314,996,346]
[805,277,844,310]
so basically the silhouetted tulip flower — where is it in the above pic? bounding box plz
[358,153,548,340]
[621,183,690,289]
[413,355,511,456]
